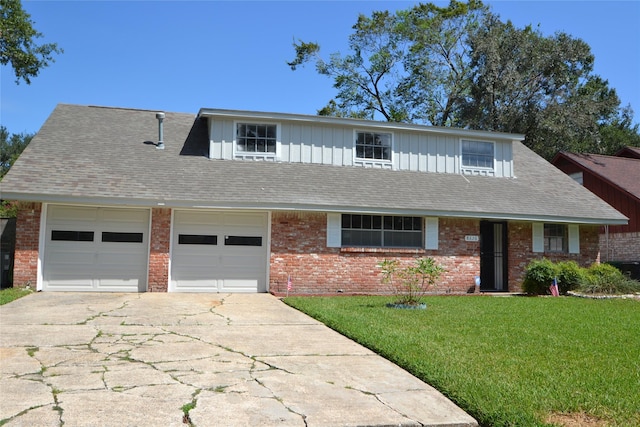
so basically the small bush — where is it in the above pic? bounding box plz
[556,261,587,293]
[522,258,558,295]
[578,263,640,294]
[379,257,445,305]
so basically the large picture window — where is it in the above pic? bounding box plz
[462,140,494,169]
[356,131,391,161]
[341,214,422,248]
[236,123,277,154]
[544,224,567,253]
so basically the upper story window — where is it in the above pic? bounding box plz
[356,131,392,161]
[236,123,277,154]
[341,214,422,248]
[544,224,567,253]
[462,140,494,169]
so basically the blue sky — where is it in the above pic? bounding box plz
[2,1,639,136]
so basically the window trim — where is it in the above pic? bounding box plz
[340,214,423,249]
[233,121,281,158]
[544,223,568,253]
[460,139,495,171]
[354,130,393,163]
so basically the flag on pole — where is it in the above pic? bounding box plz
[549,277,559,297]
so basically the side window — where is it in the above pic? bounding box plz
[544,224,567,253]
[341,214,422,248]
[355,131,392,161]
[462,140,494,169]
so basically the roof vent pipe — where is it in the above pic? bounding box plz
[156,112,165,150]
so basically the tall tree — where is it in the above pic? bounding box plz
[0,126,32,179]
[0,0,62,84]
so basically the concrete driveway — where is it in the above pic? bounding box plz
[0,293,477,427]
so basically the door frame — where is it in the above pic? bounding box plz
[479,220,508,292]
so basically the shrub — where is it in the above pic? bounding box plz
[522,258,558,295]
[578,263,640,294]
[379,257,445,305]
[556,261,587,293]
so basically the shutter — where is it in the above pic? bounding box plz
[568,224,580,254]
[532,223,544,253]
[425,217,439,250]
[326,213,341,247]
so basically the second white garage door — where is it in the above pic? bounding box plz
[170,211,269,293]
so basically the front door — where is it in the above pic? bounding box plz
[480,221,508,292]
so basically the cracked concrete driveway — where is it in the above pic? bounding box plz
[0,293,477,427]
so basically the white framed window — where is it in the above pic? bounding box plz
[569,172,584,185]
[533,223,579,254]
[235,122,280,157]
[461,139,494,169]
[544,223,567,253]
[341,214,422,248]
[355,131,392,162]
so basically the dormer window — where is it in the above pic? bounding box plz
[236,123,277,154]
[356,131,392,161]
[462,140,494,169]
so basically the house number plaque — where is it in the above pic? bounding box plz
[465,235,479,242]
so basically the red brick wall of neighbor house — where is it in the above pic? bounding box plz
[601,232,640,262]
[12,202,41,287]
[148,208,171,292]
[507,222,601,290]
[269,212,482,295]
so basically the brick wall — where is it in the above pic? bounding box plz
[269,212,481,295]
[600,232,640,263]
[148,208,171,292]
[507,222,601,291]
[12,202,41,287]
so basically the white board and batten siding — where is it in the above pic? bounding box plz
[170,210,269,293]
[206,117,515,178]
[42,205,150,292]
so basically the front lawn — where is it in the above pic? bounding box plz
[284,295,640,427]
[0,287,33,305]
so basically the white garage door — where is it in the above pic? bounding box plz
[171,211,268,293]
[43,205,150,292]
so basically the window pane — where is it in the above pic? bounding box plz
[224,236,262,246]
[102,232,143,243]
[51,230,94,242]
[462,140,494,168]
[355,132,391,160]
[178,234,217,245]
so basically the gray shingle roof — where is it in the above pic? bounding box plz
[1,104,627,225]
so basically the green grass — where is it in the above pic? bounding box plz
[284,296,640,427]
[0,287,32,305]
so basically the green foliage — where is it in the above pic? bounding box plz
[379,257,445,305]
[578,263,640,295]
[1,126,32,178]
[555,261,586,293]
[0,0,63,84]
[522,258,558,295]
[285,295,640,426]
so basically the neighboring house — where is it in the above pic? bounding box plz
[552,149,640,268]
[0,104,627,294]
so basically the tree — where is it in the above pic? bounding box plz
[597,106,640,155]
[0,0,62,84]
[0,126,32,179]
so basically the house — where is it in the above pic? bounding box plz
[552,149,640,274]
[0,104,628,294]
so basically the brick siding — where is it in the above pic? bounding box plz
[12,202,41,287]
[148,208,171,292]
[600,232,640,263]
[270,212,481,295]
[270,213,602,295]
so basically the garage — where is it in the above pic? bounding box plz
[43,205,150,292]
[170,210,268,292]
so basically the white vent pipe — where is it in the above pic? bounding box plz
[156,112,165,150]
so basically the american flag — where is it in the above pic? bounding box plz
[287,275,292,292]
[549,277,559,297]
